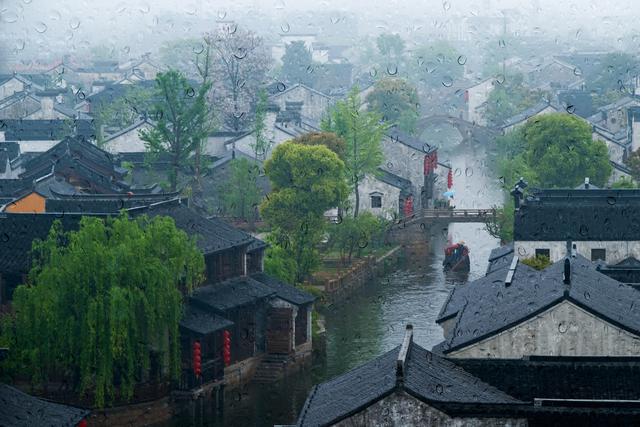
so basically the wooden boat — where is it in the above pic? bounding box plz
[443,242,470,273]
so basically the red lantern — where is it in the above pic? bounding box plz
[77,420,88,427]
[193,340,202,377]
[447,169,453,189]
[403,196,414,217]
[223,330,231,366]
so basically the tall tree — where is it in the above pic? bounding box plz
[260,142,347,283]
[140,70,212,191]
[323,87,386,217]
[251,89,270,160]
[484,72,547,126]
[205,27,271,131]
[376,33,405,59]
[1,215,204,408]
[281,41,316,87]
[365,78,419,133]
[219,157,263,222]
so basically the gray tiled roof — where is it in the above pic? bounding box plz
[441,255,640,353]
[180,302,233,335]
[191,276,275,313]
[0,383,88,427]
[297,341,520,426]
[251,272,315,305]
[515,189,640,241]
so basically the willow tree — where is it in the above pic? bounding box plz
[6,215,204,408]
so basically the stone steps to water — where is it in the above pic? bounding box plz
[252,354,292,383]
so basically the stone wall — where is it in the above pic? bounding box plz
[335,391,526,427]
[448,301,640,359]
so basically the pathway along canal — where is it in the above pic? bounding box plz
[170,129,502,426]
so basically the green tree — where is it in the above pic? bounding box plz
[484,73,547,126]
[485,198,515,243]
[219,157,263,222]
[281,41,316,87]
[523,114,611,188]
[251,89,270,160]
[328,212,385,264]
[140,70,212,191]
[365,78,419,133]
[292,131,346,160]
[263,234,297,284]
[626,149,640,182]
[408,41,463,89]
[323,87,386,217]
[376,33,405,58]
[260,142,347,283]
[1,215,204,407]
[612,176,637,188]
[94,85,156,143]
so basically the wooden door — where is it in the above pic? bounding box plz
[266,307,293,354]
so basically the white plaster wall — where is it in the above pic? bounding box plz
[593,132,625,164]
[448,301,640,359]
[272,85,332,123]
[467,79,494,126]
[352,174,401,220]
[0,78,24,100]
[514,240,640,264]
[632,117,640,153]
[103,123,152,153]
[335,391,526,427]
[18,140,60,153]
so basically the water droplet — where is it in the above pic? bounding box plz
[558,322,568,333]
[607,196,616,205]
[14,39,25,51]
[185,87,195,98]
[123,46,130,54]
[69,17,80,30]
[454,168,462,177]
[386,65,398,76]
[306,65,314,74]
[442,1,451,11]
[573,67,582,76]
[138,3,150,13]
[330,16,341,24]
[277,82,286,92]
[494,74,506,85]
[185,5,197,15]
[442,76,453,87]
[498,39,506,48]
[436,384,444,394]
[280,22,290,33]
[218,10,227,19]
[386,161,394,169]
[234,48,247,60]
[465,167,473,177]
[369,68,377,77]
[584,291,591,300]
[193,43,204,55]
[457,55,467,65]
[566,104,575,114]
[2,11,19,23]
[34,21,47,33]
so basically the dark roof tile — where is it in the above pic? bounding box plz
[251,272,315,305]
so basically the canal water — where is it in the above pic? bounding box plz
[170,126,502,426]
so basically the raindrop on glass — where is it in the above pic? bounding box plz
[280,22,290,33]
[457,55,467,65]
[34,21,47,33]
[442,76,453,87]
[386,65,398,76]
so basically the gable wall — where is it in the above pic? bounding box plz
[335,391,526,427]
[354,175,401,220]
[272,85,331,123]
[103,123,152,153]
[0,78,25,100]
[448,301,640,359]
[5,192,46,213]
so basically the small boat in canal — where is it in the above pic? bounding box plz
[443,242,470,273]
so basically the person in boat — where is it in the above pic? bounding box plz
[443,241,470,272]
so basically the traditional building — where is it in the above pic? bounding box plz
[0,383,89,427]
[500,100,559,134]
[102,117,155,154]
[512,185,640,264]
[297,325,640,426]
[269,83,332,124]
[354,168,412,219]
[0,119,95,154]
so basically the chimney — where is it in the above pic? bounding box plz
[563,258,571,285]
[396,324,413,387]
